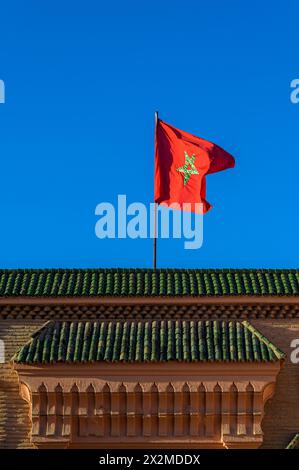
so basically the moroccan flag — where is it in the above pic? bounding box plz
[154,118,235,213]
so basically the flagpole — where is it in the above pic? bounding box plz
[153,111,158,270]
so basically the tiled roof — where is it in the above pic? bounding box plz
[286,433,299,449]
[13,320,285,364]
[1,269,299,297]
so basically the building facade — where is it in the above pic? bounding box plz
[0,268,299,449]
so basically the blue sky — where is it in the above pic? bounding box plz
[0,1,298,269]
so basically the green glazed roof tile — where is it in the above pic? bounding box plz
[0,268,299,297]
[13,319,285,365]
[286,433,299,449]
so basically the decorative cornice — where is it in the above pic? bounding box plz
[15,360,282,382]
[15,361,282,449]
[1,301,299,320]
[1,295,299,305]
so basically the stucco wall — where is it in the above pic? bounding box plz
[252,320,299,449]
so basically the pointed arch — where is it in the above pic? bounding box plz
[86,383,95,393]
[102,382,110,393]
[151,382,159,393]
[70,383,79,393]
[182,382,191,416]
[229,383,238,413]
[54,383,63,437]
[214,383,222,415]
[55,383,63,414]
[71,383,79,415]
[134,382,143,414]
[245,382,254,435]
[229,382,238,436]
[166,382,175,414]
[166,382,175,393]
[87,383,95,416]
[118,383,127,418]
[198,382,206,437]
[151,383,159,414]
[102,383,111,414]
[134,382,143,393]
[38,383,48,436]
[118,383,126,393]
[38,382,47,393]
[55,383,63,393]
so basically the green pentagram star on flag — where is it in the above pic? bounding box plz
[176,151,199,185]
[154,118,235,213]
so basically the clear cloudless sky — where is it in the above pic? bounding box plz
[0,0,298,269]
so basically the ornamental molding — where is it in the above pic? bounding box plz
[1,295,299,305]
[15,361,282,449]
[1,300,299,320]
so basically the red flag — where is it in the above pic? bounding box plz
[154,119,235,213]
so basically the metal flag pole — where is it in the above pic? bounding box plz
[153,111,158,270]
